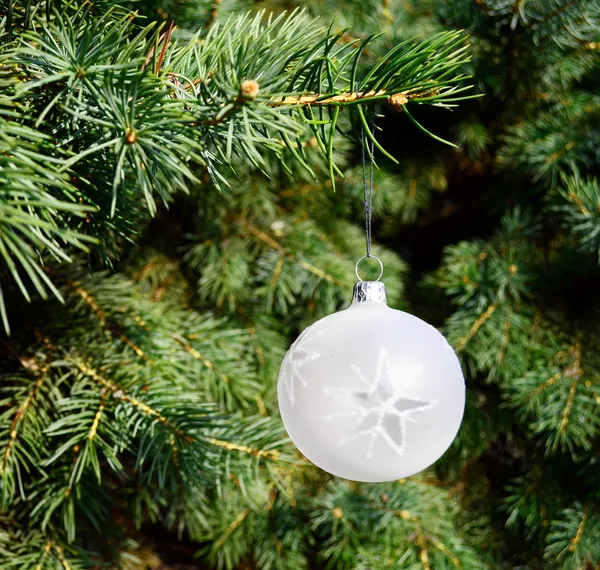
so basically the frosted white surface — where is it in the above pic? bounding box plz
[277,299,465,482]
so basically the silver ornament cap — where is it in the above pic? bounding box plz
[352,281,386,304]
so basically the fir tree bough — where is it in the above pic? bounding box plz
[1,0,600,569]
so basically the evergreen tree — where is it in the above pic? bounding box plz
[0,1,599,570]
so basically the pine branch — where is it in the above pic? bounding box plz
[0,3,473,335]
[545,503,600,569]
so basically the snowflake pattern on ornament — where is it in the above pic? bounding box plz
[280,325,323,406]
[324,346,437,458]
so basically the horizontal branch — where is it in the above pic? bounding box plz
[197,88,418,127]
[271,89,410,108]
[207,437,280,460]
[72,359,189,439]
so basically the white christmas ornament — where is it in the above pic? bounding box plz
[277,277,465,482]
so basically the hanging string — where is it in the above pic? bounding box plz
[360,110,376,258]
[355,108,384,283]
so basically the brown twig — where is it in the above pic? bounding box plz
[142,20,176,72]
[156,20,175,75]
[195,86,433,127]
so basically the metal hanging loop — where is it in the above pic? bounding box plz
[355,255,384,282]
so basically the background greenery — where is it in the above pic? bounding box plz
[1,0,599,568]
